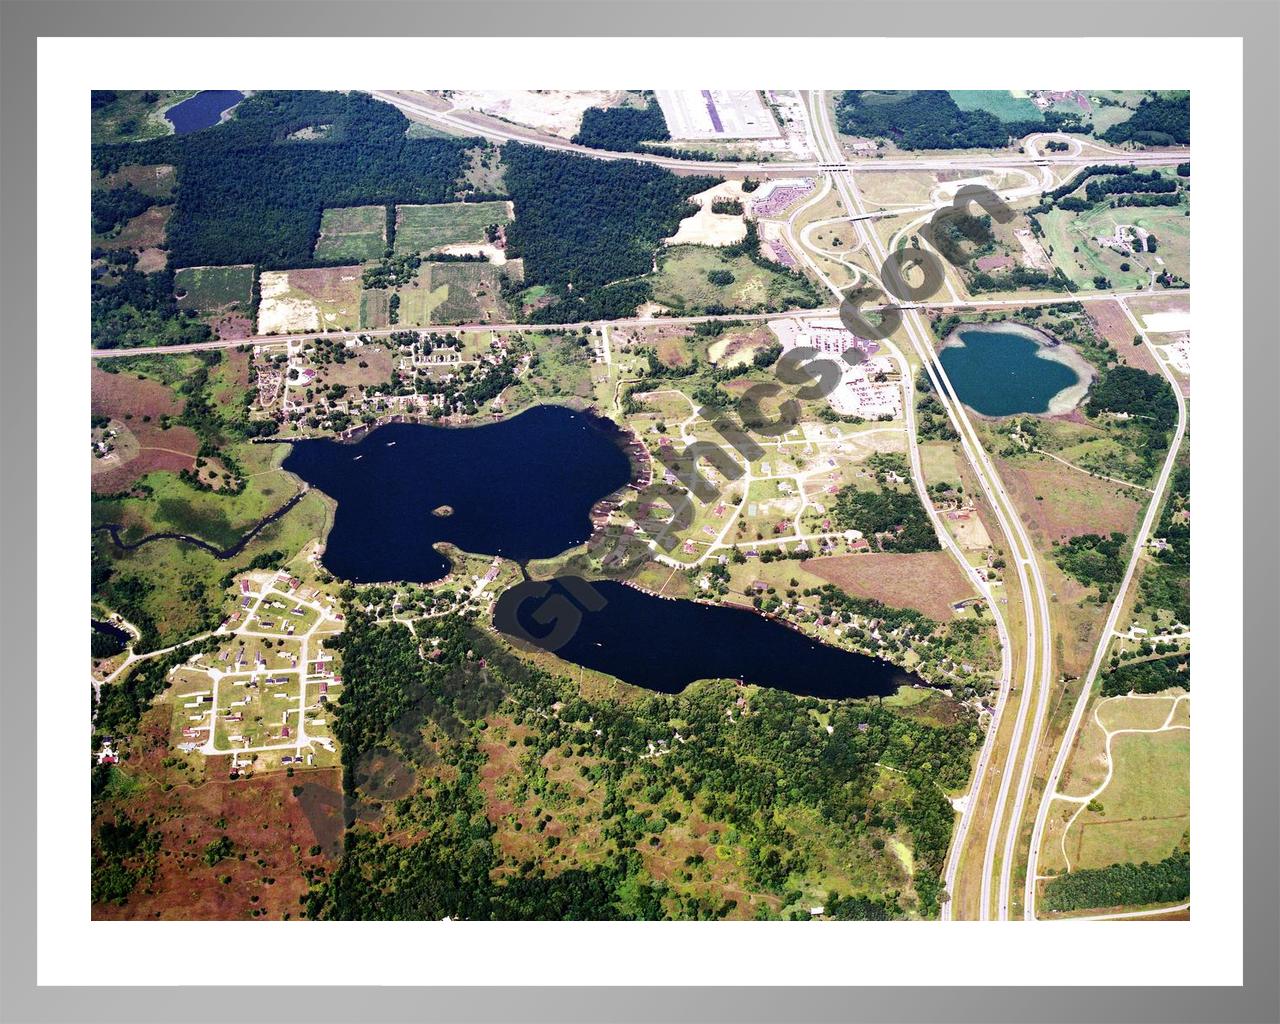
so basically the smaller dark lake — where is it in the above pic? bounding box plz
[92,619,132,656]
[939,325,1084,417]
[92,619,132,645]
[493,577,922,700]
[165,90,244,134]
[282,407,633,584]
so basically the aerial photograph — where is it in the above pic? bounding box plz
[88,87,1191,923]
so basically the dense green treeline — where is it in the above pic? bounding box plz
[572,97,670,151]
[1054,532,1127,599]
[502,142,716,301]
[92,184,159,236]
[1101,94,1190,146]
[1041,850,1189,912]
[1083,170,1178,204]
[93,91,476,269]
[835,90,1071,151]
[1086,364,1179,431]
[1044,164,1136,202]
[525,280,656,325]
[1100,653,1189,697]
[91,253,213,350]
[832,483,941,553]
[1140,461,1190,623]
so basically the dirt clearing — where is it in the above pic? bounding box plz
[665,181,747,247]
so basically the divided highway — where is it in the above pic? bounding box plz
[806,90,1056,921]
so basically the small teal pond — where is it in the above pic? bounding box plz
[938,325,1084,417]
[165,90,244,134]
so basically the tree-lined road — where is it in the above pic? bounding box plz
[90,288,1191,360]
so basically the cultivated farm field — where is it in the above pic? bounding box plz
[394,201,513,254]
[314,205,387,262]
[175,265,254,313]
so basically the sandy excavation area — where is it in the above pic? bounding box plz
[665,180,748,247]
[446,90,639,139]
[257,271,320,335]
[437,243,507,265]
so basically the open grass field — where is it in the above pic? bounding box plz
[394,201,513,254]
[650,245,820,315]
[802,551,977,621]
[394,277,450,326]
[919,440,962,487]
[426,262,512,323]
[1058,709,1110,800]
[358,288,391,329]
[1084,91,1151,135]
[174,265,254,314]
[949,90,1043,124]
[314,205,387,262]
[997,453,1144,543]
[854,170,940,208]
[1125,292,1192,320]
[1097,696,1182,732]
[1067,728,1189,871]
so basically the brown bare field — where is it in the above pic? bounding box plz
[214,314,254,340]
[656,333,693,368]
[1084,298,1134,346]
[258,267,362,333]
[802,550,976,620]
[1085,299,1164,375]
[135,247,168,273]
[288,266,359,304]
[998,455,1143,543]
[95,204,172,251]
[93,708,342,921]
[91,366,199,491]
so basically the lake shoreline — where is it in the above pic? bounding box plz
[941,320,1094,417]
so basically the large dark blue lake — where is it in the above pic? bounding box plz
[165,90,244,134]
[494,576,920,700]
[939,324,1086,417]
[282,406,633,584]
